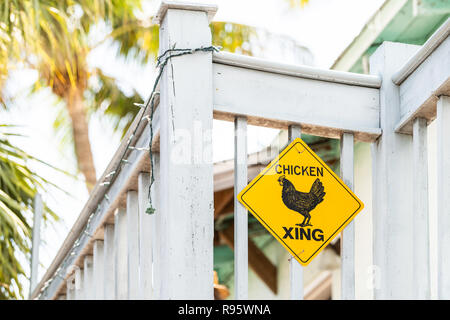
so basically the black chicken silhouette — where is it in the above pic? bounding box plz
[278,175,326,227]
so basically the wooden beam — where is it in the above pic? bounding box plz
[221,200,234,217]
[213,271,230,300]
[220,223,277,294]
[304,271,332,300]
[214,188,235,218]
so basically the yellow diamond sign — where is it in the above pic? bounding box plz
[238,138,364,266]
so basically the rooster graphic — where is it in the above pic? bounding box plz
[278,176,326,227]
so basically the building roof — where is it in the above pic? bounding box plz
[332,0,450,73]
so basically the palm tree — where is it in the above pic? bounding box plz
[0,125,58,299]
[24,1,142,191]
[0,0,115,299]
[288,0,310,7]
[96,21,257,139]
[0,0,311,299]
[0,2,256,298]
[2,1,258,192]
[2,1,146,192]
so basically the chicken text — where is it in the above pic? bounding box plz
[275,164,324,177]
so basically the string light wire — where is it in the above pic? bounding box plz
[35,45,220,299]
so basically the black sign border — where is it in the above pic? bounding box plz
[240,139,362,264]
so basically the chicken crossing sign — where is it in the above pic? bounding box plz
[237,138,364,266]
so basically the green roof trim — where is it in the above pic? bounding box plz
[332,0,450,73]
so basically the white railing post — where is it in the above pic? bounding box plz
[412,117,430,299]
[93,240,104,300]
[288,125,303,300]
[138,172,153,299]
[30,194,43,298]
[151,154,161,299]
[234,116,248,299]
[437,95,450,299]
[74,267,84,300]
[114,208,128,299]
[83,255,94,299]
[340,132,355,300]
[155,1,216,299]
[369,42,419,299]
[66,277,75,300]
[127,191,139,299]
[104,224,115,300]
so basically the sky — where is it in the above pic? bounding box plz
[2,0,386,295]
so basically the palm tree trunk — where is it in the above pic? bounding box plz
[66,88,97,192]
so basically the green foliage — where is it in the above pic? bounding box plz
[66,20,257,139]
[1,1,261,139]
[287,0,310,8]
[0,125,58,299]
[96,21,256,138]
[111,22,160,64]
[28,1,141,96]
[0,0,148,187]
[87,68,142,138]
[211,22,255,55]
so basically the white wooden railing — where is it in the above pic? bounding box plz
[31,2,450,300]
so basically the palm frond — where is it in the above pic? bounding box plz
[211,22,256,55]
[87,68,141,138]
[287,0,310,8]
[0,124,59,299]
